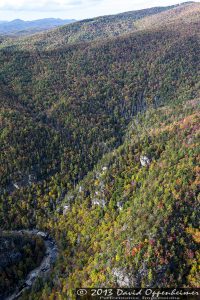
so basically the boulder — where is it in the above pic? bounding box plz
[63,205,70,215]
[92,198,106,207]
[140,155,151,167]
[117,202,123,210]
[112,268,130,287]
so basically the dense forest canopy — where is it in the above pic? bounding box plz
[0,2,199,299]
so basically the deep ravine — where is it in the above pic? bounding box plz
[2,230,58,300]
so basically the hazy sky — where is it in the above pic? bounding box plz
[0,0,194,21]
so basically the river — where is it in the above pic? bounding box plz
[2,229,58,300]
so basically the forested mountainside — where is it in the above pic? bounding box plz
[0,2,199,191]
[1,100,199,299]
[135,1,200,29]
[1,2,195,50]
[0,2,200,299]
[0,19,76,36]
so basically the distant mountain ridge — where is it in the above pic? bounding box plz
[0,18,76,35]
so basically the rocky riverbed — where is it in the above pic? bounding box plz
[3,230,58,300]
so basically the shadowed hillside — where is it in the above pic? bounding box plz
[0,232,45,299]
[0,7,199,190]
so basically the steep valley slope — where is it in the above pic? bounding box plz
[0,2,199,191]
[0,2,199,299]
